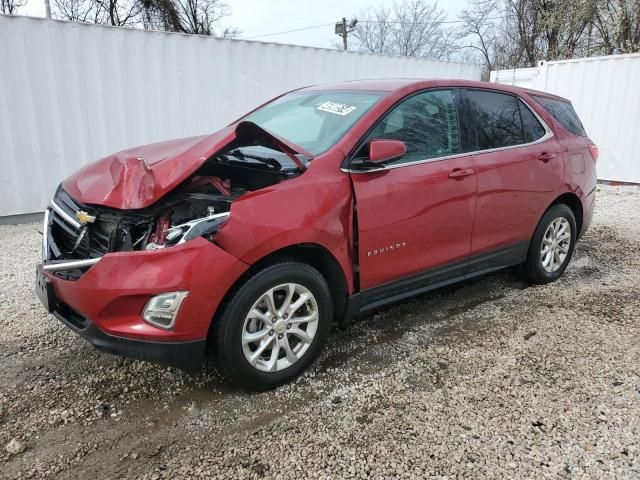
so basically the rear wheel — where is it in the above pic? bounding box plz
[522,204,577,284]
[213,261,332,391]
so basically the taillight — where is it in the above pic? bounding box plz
[588,143,599,162]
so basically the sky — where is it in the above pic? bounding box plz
[22,0,470,49]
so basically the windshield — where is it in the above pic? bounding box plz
[244,90,384,155]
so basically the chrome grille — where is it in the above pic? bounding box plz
[45,189,109,261]
[50,209,90,258]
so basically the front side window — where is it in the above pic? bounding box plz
[364,89,460,164]
[464,90,524,150]
[244,90,384,156]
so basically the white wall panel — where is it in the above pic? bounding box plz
[0,15,481,216]
[491,54,640,184]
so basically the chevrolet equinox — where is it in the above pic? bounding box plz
[36,79,597,390]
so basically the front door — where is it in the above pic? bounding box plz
[348,89,477,290]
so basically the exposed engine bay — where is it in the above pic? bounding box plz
[44,125,308,277]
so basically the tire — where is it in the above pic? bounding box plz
[522,203,577,285]
[212,261,332,391]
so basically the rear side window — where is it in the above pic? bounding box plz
[533,95,586,136]
[366,89,460,164]
[464,90,524,149]
[519,100,546,142]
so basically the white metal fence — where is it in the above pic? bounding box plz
[0,15,481,218]
[491,54,640,184]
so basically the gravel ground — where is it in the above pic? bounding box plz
[1,185,639,479]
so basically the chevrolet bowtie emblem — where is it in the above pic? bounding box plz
[75,210,96,224]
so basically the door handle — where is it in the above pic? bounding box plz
[448,168,475,179]
[537,152,557,162]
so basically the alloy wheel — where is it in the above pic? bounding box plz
[241,283,319,372]
[540,217,571,273]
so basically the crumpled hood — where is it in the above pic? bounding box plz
[63,126,236,210]
[62,122,310,210]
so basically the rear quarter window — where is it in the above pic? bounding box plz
[533,95,586,136]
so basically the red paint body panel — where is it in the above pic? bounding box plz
[62,121,313,210]
[44,238,248,341]
[524,91,598,236]
[63,127,236,209]
[368,139,407,163]
[215,150,356,294]
[42,78,597,362]
[550,130,598,237]
[350,157,477,289]
[470,135,565,254]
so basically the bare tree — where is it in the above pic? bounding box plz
[592,0,640,53]
[171,0,229,35]
[458,0,502,71]
[504,0,540,66]
[352,0,457,60]
[391,0,451,57]
[140,0,183,31]
[52,0,236,35]
[352,5,394,54]
[457,0,633,70]
[537,0,597,60]
[95,0,143,26]
[1,0,27,14]
[53,0,143,25]
[53,0,101,22]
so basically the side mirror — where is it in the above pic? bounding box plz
[368,139,406,163]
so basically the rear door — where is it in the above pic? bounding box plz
[461,89,564,258]
[348,89,477,290]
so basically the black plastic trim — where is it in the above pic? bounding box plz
[53,304,206,371]
[346,241,529,317]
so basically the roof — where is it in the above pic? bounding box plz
[303,78,428,92]
[301,78,570,102]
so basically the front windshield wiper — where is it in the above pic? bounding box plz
[226,149,282,171]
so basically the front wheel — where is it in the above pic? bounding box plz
[522,203,577,285]
[212,261,332,391]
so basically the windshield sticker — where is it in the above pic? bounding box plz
[317,101,357,116]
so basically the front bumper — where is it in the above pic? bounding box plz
[37,237,249,368]
[53,301,206,370]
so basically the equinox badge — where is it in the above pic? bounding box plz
[368,242,407,257]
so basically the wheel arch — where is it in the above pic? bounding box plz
[208,243,349,343]
[548,192,584,236]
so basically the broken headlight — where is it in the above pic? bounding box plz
[146,212,230,250]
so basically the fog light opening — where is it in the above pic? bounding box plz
[142,291,189,330]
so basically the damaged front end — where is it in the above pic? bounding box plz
[43,122,310,278]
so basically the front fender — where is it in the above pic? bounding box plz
[214,160,355,293]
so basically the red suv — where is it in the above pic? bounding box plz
[36,79,597,390]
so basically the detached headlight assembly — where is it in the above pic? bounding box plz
[147,212,230,250]
[170,212,230,244]
[142,291,189,329]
